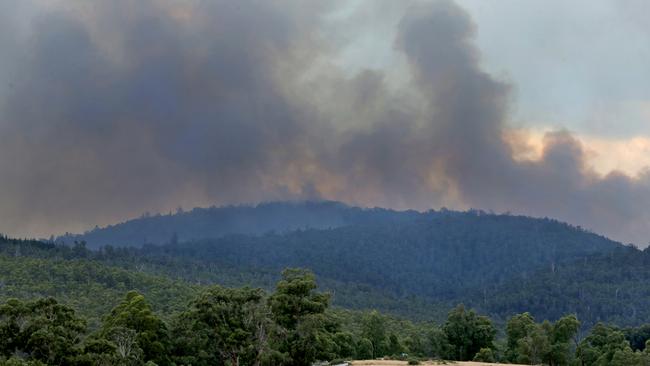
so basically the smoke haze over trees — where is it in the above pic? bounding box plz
[1,0,650,245]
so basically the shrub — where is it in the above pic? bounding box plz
[473,347,496,363]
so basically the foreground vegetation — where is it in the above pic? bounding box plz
[3,266,650,366]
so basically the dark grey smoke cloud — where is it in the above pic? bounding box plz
[0,0,333,235]
[0,0,649,245]
[394,2,650,245]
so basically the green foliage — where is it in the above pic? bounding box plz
[269,269,329,329]
[331,331,356,359]
[479,245,650,328]
[45,208,626,323]
[174,285,269,366]
[516,322,551,364]
[0,298,85,365]
[75,337,121,366]
[426,325,451,359]
[442,304,495,361]
[268,268,336,366]
[505,312,536,361]
[473,347,495,362]
[355,338,373,360]
[0,268,344,366]
[4,210,641,327]
[5,262,650,366]
[577,323,633,365]
[0,358,45,366]
[505,313,579,365]
[100,291,170,365]
[10,227,650,365]
[574,322,650,366]
[625,324,650,351]
[361,310,387,358]
[387,333,403,356]
[0,251,197,328]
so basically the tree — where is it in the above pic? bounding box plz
[506,312,536,362]
[356,338,373,360]
[545,314,580,365]
[108,327,143,365]
[516,321,550,365]
[427,325,451,359]
[177,286,270,366]
[361,310,387,358]
[268,268,334,366]
[577,323,632,365]
[404,331,426,358]
[76,338,121,366]
[100,291,170,366]
[442,304,495,361]
[332,332,356,359]
[506,313,579,366]
[388,333,403,356]
[0,298,86,365]
[473,347,495,362]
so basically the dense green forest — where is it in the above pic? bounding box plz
[5,202,650,364]
[0,255,197,329]
[53,203,646,326]
[474,245,650,327]
[0,235,443,322]
[123,213,617,300]
[3,267,650,366]
[20,202,650,327]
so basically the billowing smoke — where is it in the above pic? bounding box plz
[0,0,649,245]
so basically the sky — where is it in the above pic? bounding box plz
[0,0,649,245]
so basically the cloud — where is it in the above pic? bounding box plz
[0,0,649,245]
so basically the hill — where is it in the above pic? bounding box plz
[129,211,618,300]
[14,202,650,327]
[56,201,422,248]
[71,206,631,325]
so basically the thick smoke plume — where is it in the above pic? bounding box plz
[0,0,649,245]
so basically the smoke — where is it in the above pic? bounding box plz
[0,0,649,245]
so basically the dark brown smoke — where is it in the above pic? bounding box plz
[0,0,648,245]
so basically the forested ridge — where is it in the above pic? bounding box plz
[4,202,650,364]
[56,201,423,248]
[131,213,617,299]
[13,202,650,327]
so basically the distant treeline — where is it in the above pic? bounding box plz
[2,268,650,366]
[55,201,425,248]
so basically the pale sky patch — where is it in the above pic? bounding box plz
[510,127,650,177]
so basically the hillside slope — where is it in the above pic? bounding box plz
[132,212,619,300]
[0,237,198,328]
[472,245,650,327]
[56,201,423,248]
[14,204,650,327]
